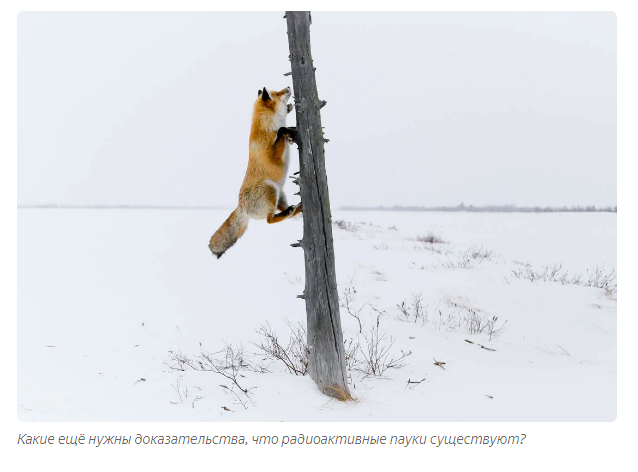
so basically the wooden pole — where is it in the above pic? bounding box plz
[285,11,350,400]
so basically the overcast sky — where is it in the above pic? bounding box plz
[18,11,616,208]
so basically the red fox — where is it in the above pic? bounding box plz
[208,86,302,258]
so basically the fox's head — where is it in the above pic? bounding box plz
[254,86,293,130]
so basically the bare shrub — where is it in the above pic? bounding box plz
[254,320,308,376]
[396,301,410,320]
[467,244,497,262]
[462,309,489,334]
[167,343,255,376]
[511,263,537,282]
[254,315,409,380]
[171,377,188,404]
[486,318,510,341]
[416,231,446,244]
[411,293,426,322]
[433,307,462,332]
[340,286,365,333]
[544,263,563,282]
[355,315,411,378]
[333,220,359,232]
[584,265,617,298]
[414,244,453,256]
[512,263,570,283]
[255,289,410,380]
[395,297,509,339]
[398,296,478,331]
[396,293,428,324]
[166,343,257,409]
[373,242,389,250]
[462,311,510,340]
[338,287,412,378]
[511,263,617,299]
[438,252,475,269]
[437,244,497,269]
[343,337,361,372]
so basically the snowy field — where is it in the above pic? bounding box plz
[17,209,616,421]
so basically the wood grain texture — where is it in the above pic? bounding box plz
[285,11,350,399]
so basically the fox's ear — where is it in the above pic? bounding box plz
[258,89,262,96]
[261,87,271,101]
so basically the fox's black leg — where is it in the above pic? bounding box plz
[277,126,297,143]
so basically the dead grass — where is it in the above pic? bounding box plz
[333,220,359,232]
[416,231,446,244]
[323,384,355,402]
[397,293,429,325]
[396,296,510,340]
[461,310,510,340]
[437,244,498,269]
[511,263,617,299]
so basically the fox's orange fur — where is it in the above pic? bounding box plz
[209,86,302,258]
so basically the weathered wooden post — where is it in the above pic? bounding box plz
[285,11,351,400]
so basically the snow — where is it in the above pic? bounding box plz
[17,209,616,421]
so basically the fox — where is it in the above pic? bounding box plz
[208,86,302,258]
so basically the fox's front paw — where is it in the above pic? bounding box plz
[277,126,297,143]
[287,103,294,114]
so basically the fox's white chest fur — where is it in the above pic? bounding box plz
[281,137,291,185]
[273,104,291,187]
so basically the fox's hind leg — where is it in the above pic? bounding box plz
[267,204,299,224]
[270,202,302,222]
[263,187,299,224]
[277,191,289,212]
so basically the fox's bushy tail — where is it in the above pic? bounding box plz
[209,208,248,258]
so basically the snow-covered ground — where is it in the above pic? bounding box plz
[17,209,616,421]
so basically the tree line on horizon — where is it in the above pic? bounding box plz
[340,203,617,213]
